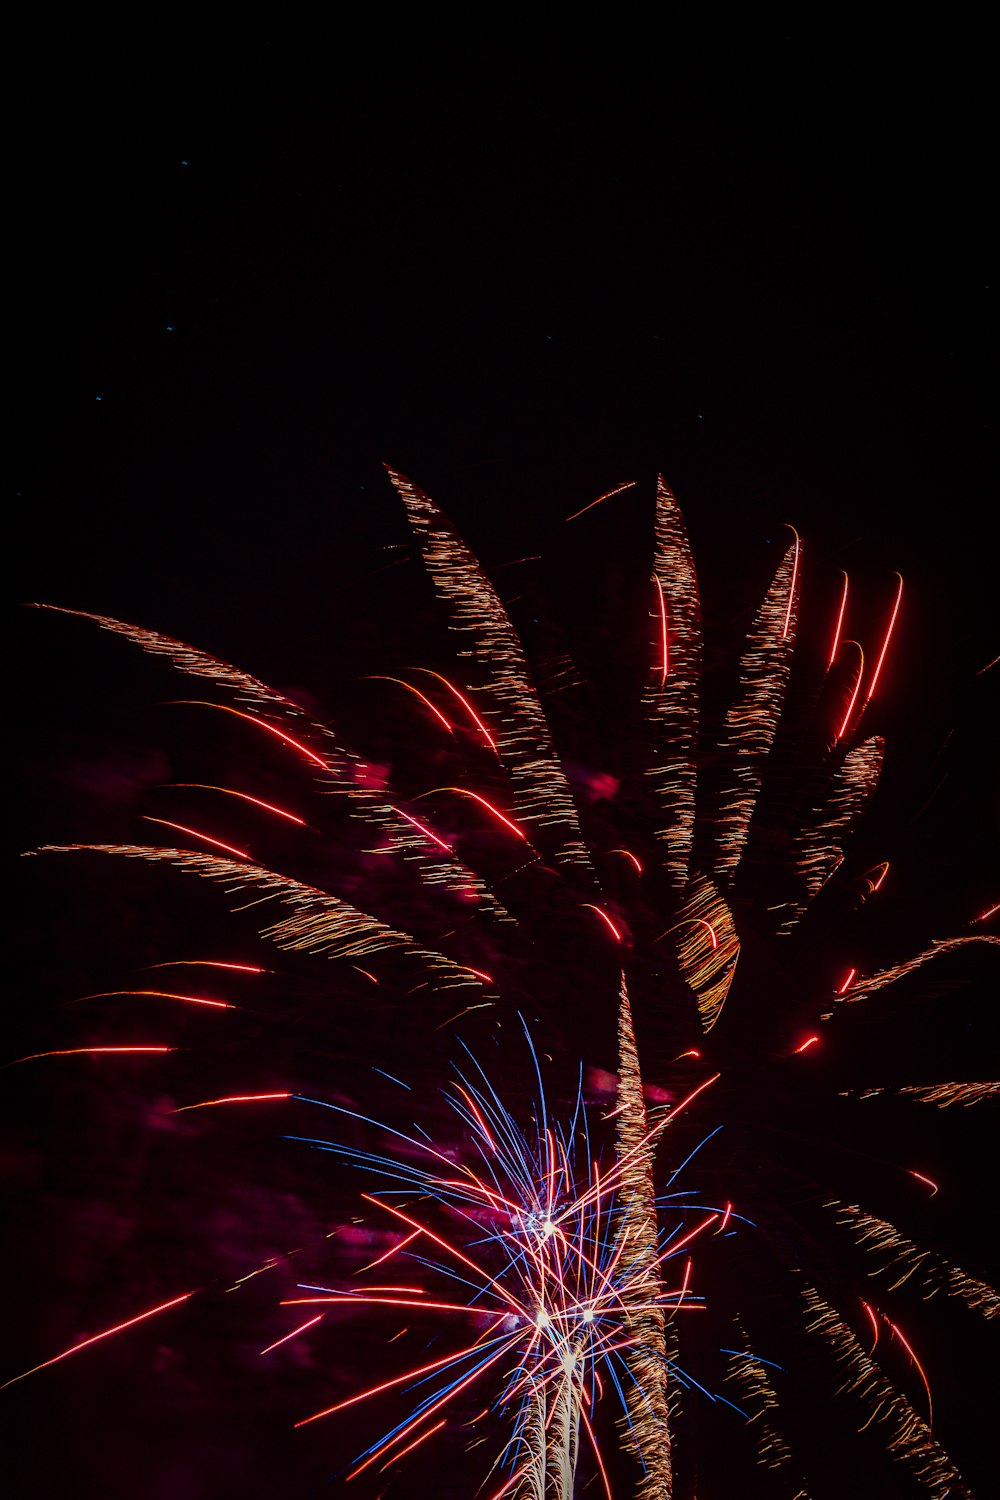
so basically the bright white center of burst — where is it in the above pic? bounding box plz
[536,1309,551,1329]
[561,1350,577,1374]
[581,1307,595,1323]
[519,1209,558,1240]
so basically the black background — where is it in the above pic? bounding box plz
[8,15,998,1499]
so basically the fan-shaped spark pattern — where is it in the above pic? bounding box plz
[387,467,595,879]
[801,1284,968,1499]
[825,1199,1000,1319]
[641,478,702,893]
[709,540,800,886]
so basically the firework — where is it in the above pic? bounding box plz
[14,471,998,1496]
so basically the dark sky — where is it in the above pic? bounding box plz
[8,18,998,1500]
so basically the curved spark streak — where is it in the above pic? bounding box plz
[411,669,499,751]
[829,570,849,665]
[78,989,234,1010]
[581,904,623,942]
[171,701,330,767]
[366,676,456,734]
[142,817,250,860]
[9,1046,174,1065]
[889,1320,933,1427]
[654,574,669,687]
[908,1171,939,1197]
[428,788,530,842]
[865,573,904,705]
[836,641,865,740]
[173,1092,291,1111]
[145,960,266,972]
[165,784,307,824]
[782,527,801,639]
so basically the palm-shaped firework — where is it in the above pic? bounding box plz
[12,471,998,1497]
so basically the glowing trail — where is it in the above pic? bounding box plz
[143,817,250,860]
[259,1314,324,1355]
[864,573,904,706]
[8,1046,174,1065]
[1,1293,193,1390]
[829,571,849,665]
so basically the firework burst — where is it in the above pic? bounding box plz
[13,470,998,1496]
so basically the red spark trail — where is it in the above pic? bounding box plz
[564,480,636,522]
[908,1170,939,1197]
[412,669,499,751]
[829,571,849,665]
[0,1292,194,1390]
[367,676,455,734]
[295,1327,518,1427]
[173,1092,291,1112]
[782,528,801,639]
[146,960,266,973]
[143,817,250,860]
[9,1046,174,1065]
[429,788,530,842]
[889,1319,933,1425]
[166,784,307,824]
[259,1314,324,1355]
[393,806,454,853]
[581,904,623,942]
[376,1417,448,1475]
[170,701,331,767]
[835,641,865,741]
[654,575,669,686]
[79,989,234,1010]
[864,573,904,706]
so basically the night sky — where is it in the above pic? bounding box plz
[8,20,998,1500]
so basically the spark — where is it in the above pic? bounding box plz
[888,1319,933,1426]
[259,1314,324,1355]
[164,784,307,824]
[829,570,849,665]
[173,1092,291,1112]
[794,1035,820,1054]
[781,526,801,639]
[610,848,643,874]
[366,676,455,735]
[8,1046,174,1065]
[392,806,454,853]
[0,1292,193,1390]
[564,480,636,522]
[580,904,623,942]
[837,968,857,993]
[78,989,234,1010]
[908,1170,939,1197]
[142,817,250,860]
[864,573,904,706]
[835,640,865,740]
[654,575,669,687]
[171,701,329,768]
[425,788,530,842]
[145,960,266,973]
[411,669,499,751]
